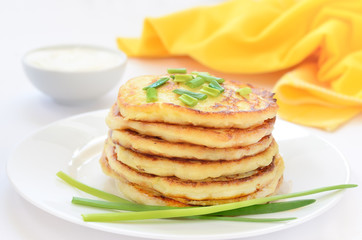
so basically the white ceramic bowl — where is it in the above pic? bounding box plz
[22,44,127,104]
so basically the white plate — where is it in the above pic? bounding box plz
[7,110,350,240]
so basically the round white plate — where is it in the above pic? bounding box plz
[7,110,350,240]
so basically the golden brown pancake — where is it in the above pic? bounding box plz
[106,103,276,148]
[117,75,278,128]
[113,176,283,206]
[100,73,284,207]
[102,142,285,200]
[100,150,283,206]
[110,129,274,161]
[109,138,278,180]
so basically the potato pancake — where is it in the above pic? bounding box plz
[107,103,275,148]
[117,75,278,128]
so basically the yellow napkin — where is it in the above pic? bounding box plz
[117,0,362,131]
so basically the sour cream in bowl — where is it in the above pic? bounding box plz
[23,45,127,104]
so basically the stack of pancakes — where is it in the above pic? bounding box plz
[100,75,283,206]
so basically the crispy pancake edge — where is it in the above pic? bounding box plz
[110,129,274,161]
[110,138,278,180]
[103,143,285,200]
[107,103,276,148]
[114,176,283,206]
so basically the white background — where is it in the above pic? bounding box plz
[1,0,361,239]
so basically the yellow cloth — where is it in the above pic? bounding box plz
[117,0,362,131]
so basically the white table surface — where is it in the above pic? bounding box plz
[1,0,361,239]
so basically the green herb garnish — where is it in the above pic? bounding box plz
[197,73,224,84]
[173,89,207,100]
[186,216,296,222]
[191,71,210,76]
[237,87,252,97]
[167,68,187,74]
[56,171,357,223]
[81,184,357,222]
[209,79,224,93]
[186,77,205,88]
[56,171,130,203]
[208,199,316,216]
[72,197,314,216]
[143,77,169,90]
[179,94,198,107]
[72,197,181,211]
[146,88,157,102]
[173,74,194,82]
[200,85,221,97]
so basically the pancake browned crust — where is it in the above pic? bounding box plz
[100,150,284,205]
[100,154,189,207]
[117,75,278,128]
[106,104,275,148]
[106,103,276,148]
[109,138,278,180]
[110,129,274,161]
[100,73,284,207]
[102,143,285,200]
[113,176,283,206]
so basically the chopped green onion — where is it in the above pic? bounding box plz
[173,89,207,100]
[237,87,252,97]
[81,184,357,222]
[209,79,224,93]
[179,94,198,107]
[191,71,210,76]
[186,216,296,222]
[143,77,169,90]
[186,77,205,88]
[200,85,221,97]
[56,171,130,203]
[208,199,316,216]
[167,68,187,74]
[173,74,194,82]
[197,73,224,83]
[146,88,157,102]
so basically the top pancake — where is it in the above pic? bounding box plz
[117,75,278,128]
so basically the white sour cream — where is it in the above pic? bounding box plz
[25,46,124,72]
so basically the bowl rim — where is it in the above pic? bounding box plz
[22,44,127,74]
